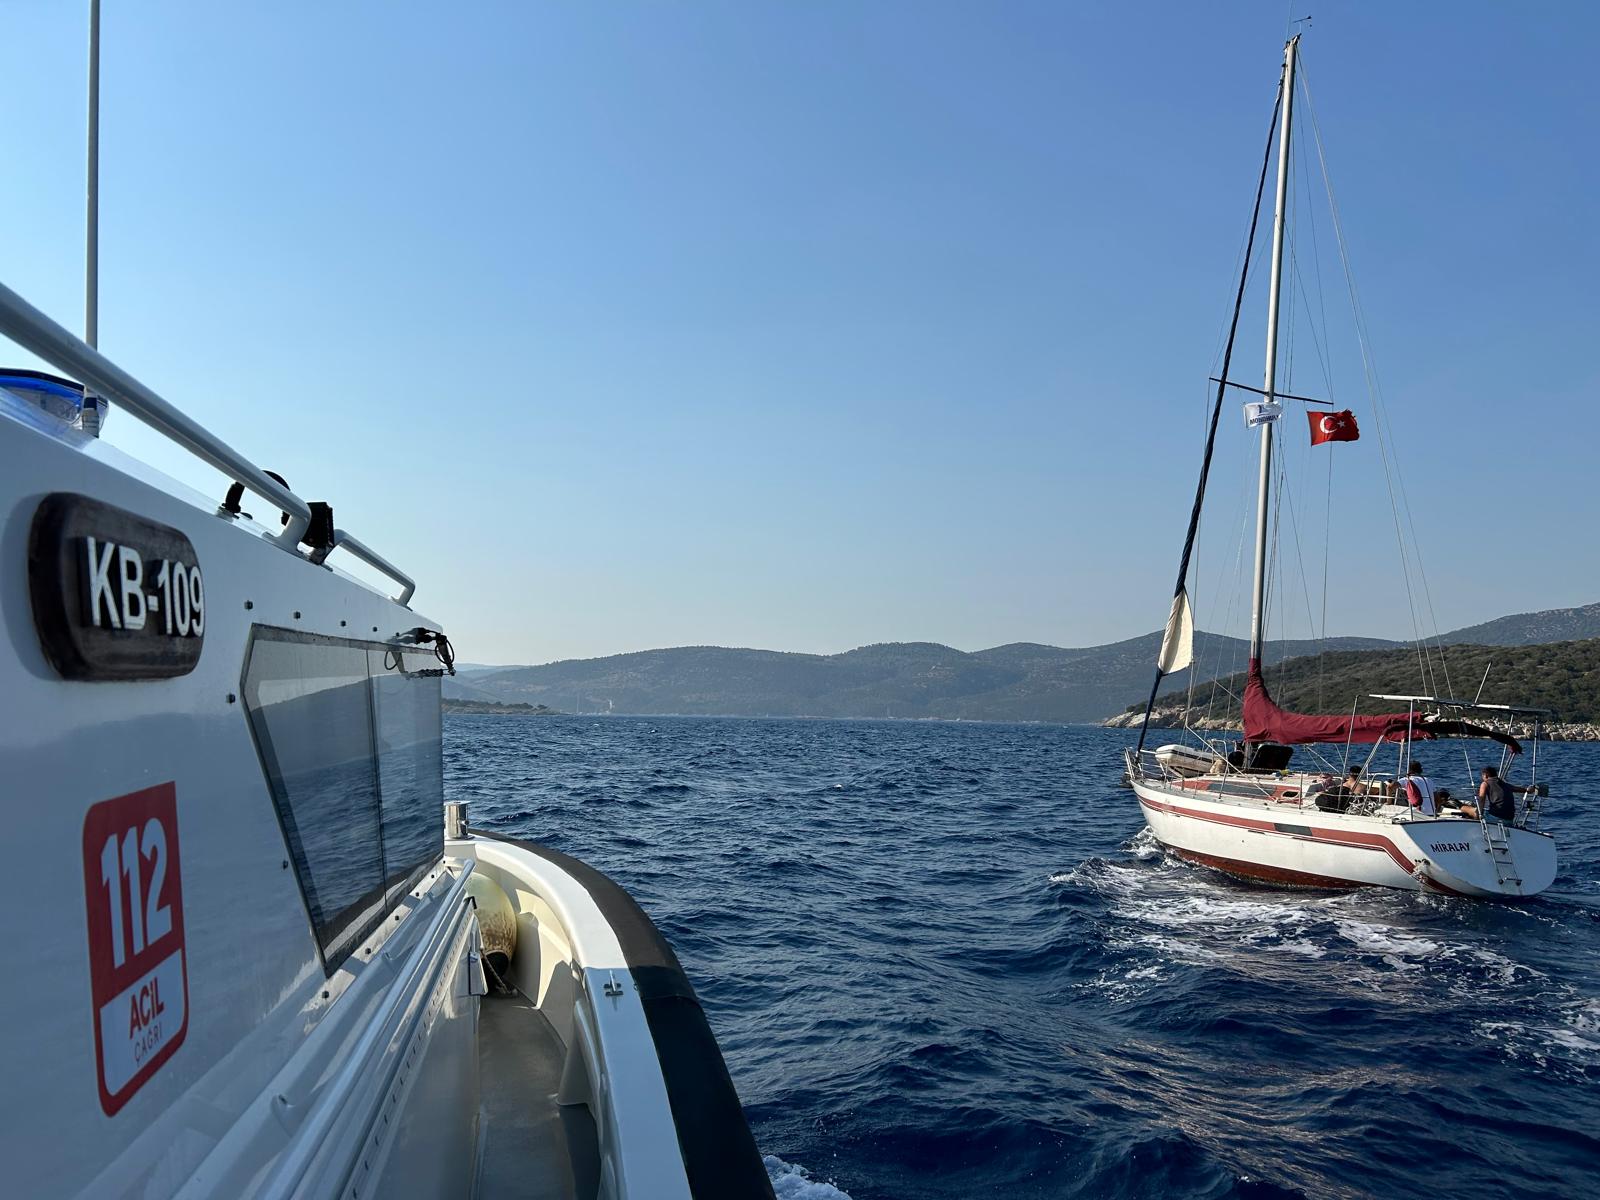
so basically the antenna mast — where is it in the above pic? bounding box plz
[86,0,100,349]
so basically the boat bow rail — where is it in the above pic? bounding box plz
[0,279,417,605]
[454,824,776,1200]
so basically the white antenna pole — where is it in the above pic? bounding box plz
[1248,35,1298,667]
[1473,660,1493,706]
[86,0,101,349]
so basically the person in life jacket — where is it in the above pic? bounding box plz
[1400,761,1438,816]
[1477,765,1541,825]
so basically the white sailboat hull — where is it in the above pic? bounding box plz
[1129,773,1557,898]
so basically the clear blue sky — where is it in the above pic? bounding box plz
[3,2,1596,665]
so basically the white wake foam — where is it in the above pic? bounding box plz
[1065,835,1581,1050]
[1333,919,1441,969]
[1127,825,1165,860]
[765,1155,855,1199]
[1475,998,1600,1071]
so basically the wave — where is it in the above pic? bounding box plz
[765,1155,854,1199]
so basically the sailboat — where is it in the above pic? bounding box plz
[1123,36,1558,899]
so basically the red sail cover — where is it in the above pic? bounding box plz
[1243,659,1420,745]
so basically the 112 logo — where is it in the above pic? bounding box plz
[80,782,189,1114]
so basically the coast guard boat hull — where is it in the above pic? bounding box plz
[0,277,774,1197]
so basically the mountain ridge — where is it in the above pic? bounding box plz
[1125,636,1600,727]
[443,601,1600,723]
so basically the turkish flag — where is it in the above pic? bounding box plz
[1309,409,1360,445]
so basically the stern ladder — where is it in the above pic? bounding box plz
[1482,820,1523,892]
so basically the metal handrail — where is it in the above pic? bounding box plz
[255,861,474,1200]
[0,279,417,606]
[333,528,415,607]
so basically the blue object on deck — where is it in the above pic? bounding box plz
[0,367,107,434]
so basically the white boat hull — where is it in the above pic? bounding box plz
[1130,773,1557,898]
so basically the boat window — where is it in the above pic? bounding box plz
[243,630,443,972]
[370,647,444,910]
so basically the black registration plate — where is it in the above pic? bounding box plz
[28,493,205,680]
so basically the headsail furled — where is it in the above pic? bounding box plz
[1157,589,1194,674]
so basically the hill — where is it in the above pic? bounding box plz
[444,632,1395,724]
[1134,638,1600,727]
[1438,602,1600,647]
[442,601,1600,726]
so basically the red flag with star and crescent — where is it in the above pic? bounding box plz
[1308,409,1359,445]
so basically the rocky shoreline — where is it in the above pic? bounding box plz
[1100,706,1600,742]
[442,699,564,716]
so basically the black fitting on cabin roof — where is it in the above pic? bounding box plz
[303,502,336,564]
[220,470,294,526]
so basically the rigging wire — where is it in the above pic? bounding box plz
[1321,448,1334,708]
[1134,76,1286,753]
[1297,57,1443,698]
[1267,119,1340,686]
[1205,452,1255,729]
[1297,114,1338,707]
[1187,231,1274,734]
[1273,438,1323,656]
[1185,206,1283,729]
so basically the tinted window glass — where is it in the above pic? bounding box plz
[244,635,385,968]
[244,631,444,971]
[370,647,443,908]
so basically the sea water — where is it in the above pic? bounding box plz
[446,716,1600,1199]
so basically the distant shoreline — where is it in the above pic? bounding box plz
[442,699,564,716]
[1100,707,1600,742]
[440,706,1074,726]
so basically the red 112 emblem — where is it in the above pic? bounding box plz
[81,782,190,1114]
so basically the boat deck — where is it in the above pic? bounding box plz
[476,991,599,1200]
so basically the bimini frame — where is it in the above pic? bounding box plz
[1365,694,1549,830]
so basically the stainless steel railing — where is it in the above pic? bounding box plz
[0,279,416,606]
[253,861,474,1200]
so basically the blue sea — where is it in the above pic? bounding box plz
[445,716,1600,1200]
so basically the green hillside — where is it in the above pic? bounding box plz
[445,633,1393,723]
[1151,638,1600,724]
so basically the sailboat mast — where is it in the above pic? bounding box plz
[1248,35,1298,666]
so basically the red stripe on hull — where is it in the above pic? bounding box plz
[1138,794,1277,833]
[1169,845,1370,890]
[1304,826,1418,875]
[1138,792,1419,875]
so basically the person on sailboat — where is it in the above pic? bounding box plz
[1400,761,1438,817]
[1334,765,1368,808]
[1477,766,1540,825]
[1311,767,1362,813]
[1304,773,1337,801]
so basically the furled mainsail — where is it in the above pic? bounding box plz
[1242,660,1521,753]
